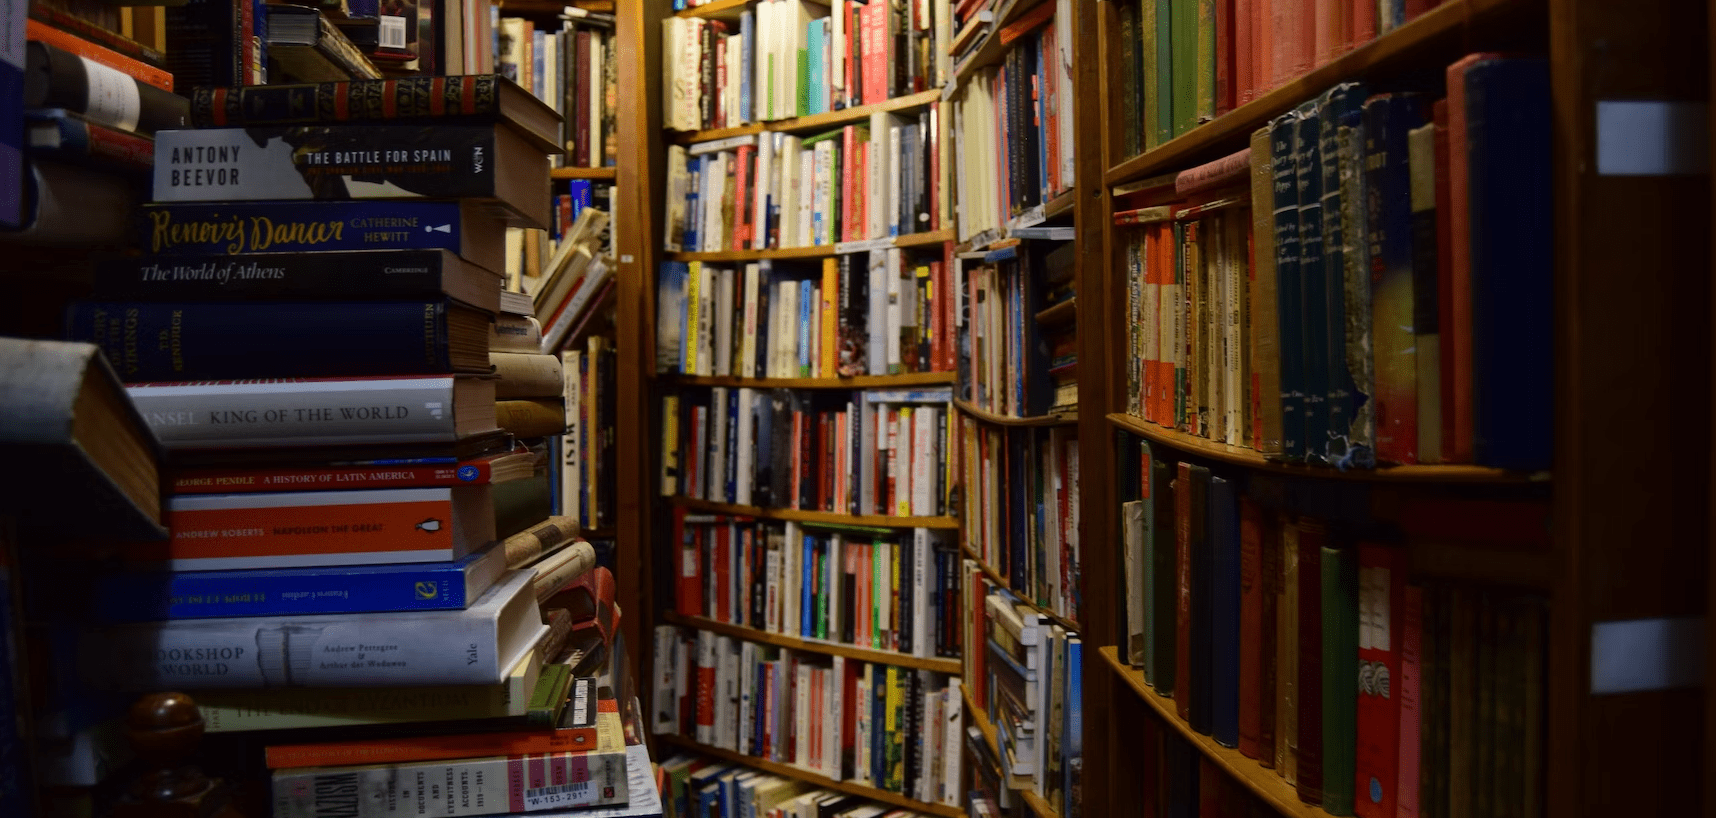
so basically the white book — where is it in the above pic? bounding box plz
[561,349,584,524]
[830,0,846,105]
[811,139,833,244]
[826,655,844,779]
[911,528,932,657]
[941,679,964,806]
[885,247,903,374]
[1055,0,1075,190]
[653,625,680,735]
[918,679,938,802]
[764,528,783,633]
[688,133,761,156]
[738,639,757,753]
[793,662,811,767]
[886,123,902,236]
[911,406,934,516]
[866,249,889,375]
[665,145,689,251]
[715,634,737,750]
[694,629,717,745]
[777,135,801,247]
[735,387,756,506]
[857,395,876,514]
[867,111,888,238]
[713,264,736,377]
[754,134,776,250]
[683,19,705,131]
[740,263,761,378]
[951,99,968,241]
[782,520,802,640]
[796,146,815,247]
[674,637,691,733]
[773,279,798,378]
[697,262,717,375]
[853,673,871,784]
[587,29,601,164]
[708,386,729,502]
[825,534,843,642]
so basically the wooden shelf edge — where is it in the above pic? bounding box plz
[671,496,961,530]
[1042,188,1076,220]
[954,399,1078,427]
[1020,790,1061,818]
[958,543,1081,633]
[1098,646,1330,818]
[661,612,962,673]
[550,166,618,180]
[1103,0,1531,186]
[669,228,954,262]
[675,0,746,19]
[1033,299,1076,326]
[656,734,964,818]
[665,370,957,389]
[1105,413,1548,483]
[670,89,943,144]
[948,0,1055,95]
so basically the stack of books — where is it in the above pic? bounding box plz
[51,74,636,814]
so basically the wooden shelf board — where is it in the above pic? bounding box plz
[958,542,1081,633]
[671,496,960,529]
[1099,645,1330,818]
[671,89,942,144]
[656,734,963,818]
[961,542,1010,590]
[665,371,956,389]
[961,686,1059,817]
[661,611,962,673]
[550,166,618,180]
[500,0,611,12]
[1033,299,1076,326]
[949,0,1054,94]
[1042,188,1076,220]
[675,0,746,19]
[1020,790,1061,818]
[1103,0,1531,187]
[1106,413,1548,483]
[954,399,1078,428]
[669,228,953,262]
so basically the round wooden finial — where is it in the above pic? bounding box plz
[124,692,210,802]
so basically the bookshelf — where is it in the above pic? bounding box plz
[667,227,956,262]
[658,734,966,818]
[668,88,944,144]
[668,371,955,389]
[670,496,960,529]
[662,611,962,673]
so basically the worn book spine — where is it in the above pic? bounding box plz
[1353,544,1405,818]
[1268,110,1304,460]
[67,300,459,382]
[93,249,498,307]
[24,40,192,134]
[1294,100,1329,464]
[196,655,538,732]
[191,75,523,132]
[1364,92,1427,465]
[26,108,155,173]
[137,200,499,264]
[124,375,478,450]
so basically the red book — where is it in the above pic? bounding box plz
[1351,0,1376,49]
[675,508,702,616]
[694,631,716,742]
[940,243,957,372]
[1431,100,1457,463]
[1254,0,1274,97]
[1235,0,1255,105]
[1175,147,1252,196]
[1296,518,1326,805]
[861,2,889,106]
[1354,544,1407,818]
[713,32,727,127]
[264,698,616,768]
[713,520,732,621]
[734,143,754,250]
[1215,0,1235,116]
[1236,495,1266,759]
[168,452,533,494]
[1173,461,1195,724]
[573,30,592,166]
[841,125,860,241]
[1396,584,1424,818]
[27,19,173,91]
[1444,54,1502,463]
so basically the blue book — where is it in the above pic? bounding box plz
[1208,475,1241,748]
[1465,58,1552,470]
[723,388,739,502]
[684,155,702,251]
[806,20,825,117]
[800,533,815,637]
[532,31,546,103]
[658,261,688,372]
[1295,98,1331,465]
[65,299,482,381]
[752,261,773,378]
[752,390,773,506]
[1317,83,1366,466]
[568,179,593,221]
[739,11,754,124]
[797,278,813,377]
[94,545,505,621]
[137,201,499,261]
[1269,110,1306,460]
[0,19,20,229]
[1064,636,1084,817]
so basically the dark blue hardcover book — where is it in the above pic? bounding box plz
[1363,92,1429,466]
[0,19,22,228]
[568,179,592,222]
[871,662,887,784]
[1465,58,1552,470]
[1296,99,1331,465]
[1208,475,1241,748]
[752,391,774,506]
[94,544,504,620]
[753,261,773,377]
[1318,83,1366,465]
[1269,110,1306,460]
[769,389,792,507]
[137,200,502,266]
[64,299,483,382]
[1187,463,1212,735]
[797,278,813,377]
[800,532,815,637]
[92,249,500,308]
[658,260,688,372]
[684,154,701,251]
[723,388,739,502]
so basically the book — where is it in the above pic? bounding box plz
[129,484,496,570]
[497,397,566,437]
[1354,544,1405,818]
[125,375,497,452]
[0,13,19,229]
[0,338,163,539]
[22,40,192,135]
[24,107,153,177]
[151,123,552,228]
[93,249,503,313]
[86,569,546,690]
[93,542,507,620]
[24,18,171,91]
[187,75,563,156]
[65,300,492,382]
[164,0,262,91]
[492,352,563,399]
[138,200,509,274]
[3,157,137,245]
[265,4,384,83]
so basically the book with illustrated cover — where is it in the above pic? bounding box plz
[151,123,551,228]
[138,200,508,273]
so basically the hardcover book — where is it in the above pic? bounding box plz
[94,542,506,620]
[151,123,551,228]
[94,249,503,312]
[138,201,508,273]
[0,9,19,228]
[168,450,535,494]
[23,40,191,135]
[25,108,153,177]
[87,569,546,690]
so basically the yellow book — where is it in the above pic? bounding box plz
[819,257,838,377]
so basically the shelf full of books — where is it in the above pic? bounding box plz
[1109,433,1548,818]
[1109,57,1551,477]
[652,624,966,817]
[659,748,959,818]
[957,419,1081,626]
[956,239,1078,420]
[497,2,621,169]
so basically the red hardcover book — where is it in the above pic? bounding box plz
[862,1,888,106]
[1173,461,1195,723]
[1351,0,1376,49]
[1175,147,1252,196]
[169,452,532,494]
[1444,54,1501,464]
[1254,0,1274,97]
[841,125,860,241]
[1396,584,1424,818]
[573,30,592,166]
[674,508,702,616]
[27,19,172,91]
[694,632,716,741]
[1234,0,1254,105]
[1354,544,1406,818]
[1236,494,1266,759]
[1431,99,1457,464]
[713,520,732,622]
[713,31,727,128]
[733,143,754,250]
[1215,0,1235,116]
[264,698,616,768]
[1295,518,1326,805]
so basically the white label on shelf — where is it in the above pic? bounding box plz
[1589,616,1706,694]
[1596,100,1710,176]
[835,236,893,255]
[620,254,634,264]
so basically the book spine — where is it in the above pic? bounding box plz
[1210,476,1241,748]
[1269,111,1304,459]
[1395,584,1423,818]
[1295,520,1325,805]
[93,250,482,301]
[138,201,484,257]
[125,377,468,450]
[1364,94,1426,465]
[26,19,171,90]
[96,546,504,620]
[27,109,154,172]
[1321,542,1358,815]
[1236,494,1264,757]
[170,461,495,494]
[1295,101,1330,464]
[190,75,504,128]
[67,300,455,382]
[26,41,191,134]
[271,747,627,817]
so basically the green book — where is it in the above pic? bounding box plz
[1140,0,1159,152]
[1321,544,1358,815]
[525,662,573,726]
[1196,0,1216,125]
[1170,0,1198,136]
[1155,0,1175,145]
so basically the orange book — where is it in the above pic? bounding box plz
[132,486,494,570]
[264,698,620,769]
[26,19,173,91]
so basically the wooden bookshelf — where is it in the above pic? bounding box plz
[550,166,618,180]
[1102,0,1535,186]
[959,542,1081,633]
[671,89,944,144]
[954,399,1078,428]
[666,370,956,389]
[1106,413,1547,484]
[961,686,1062,818]
[657,734,964,818]
[674,0,746,19]
[671,496,960,529]
[948,0,1053,94]
[669,228,955,262]
[1034,299,1076,326]
[1099,646,1331,818]
[501,0,613,12]
[661,611,962,673]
